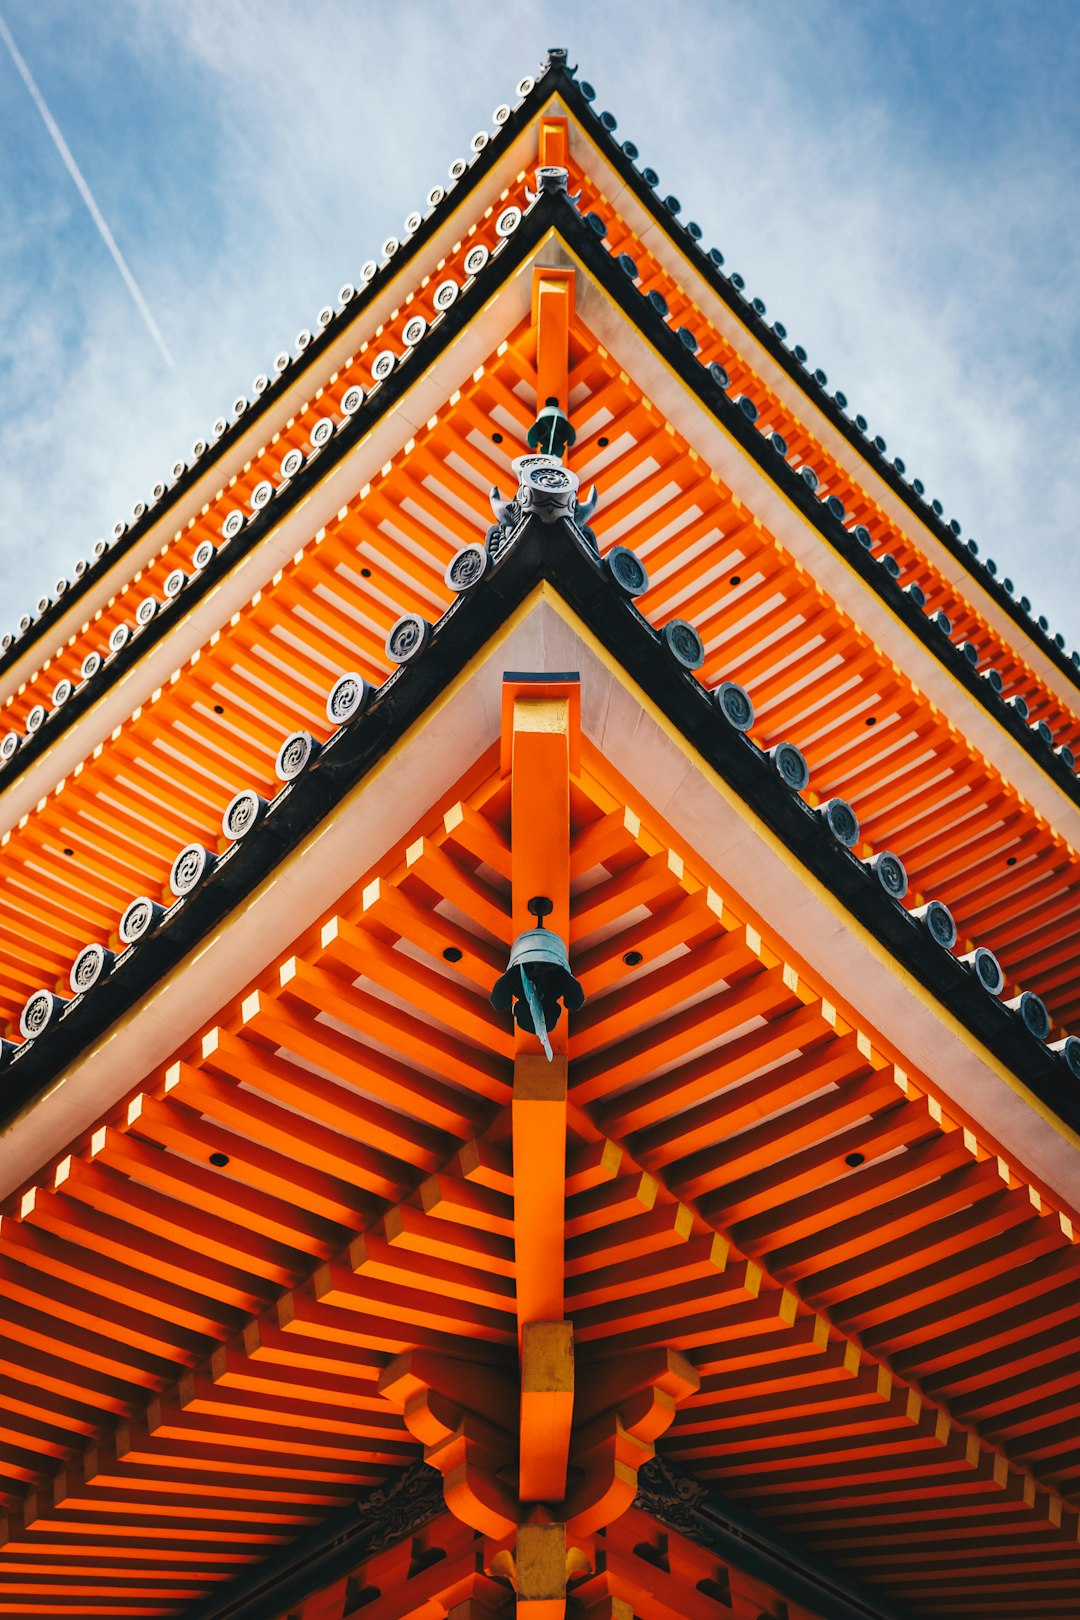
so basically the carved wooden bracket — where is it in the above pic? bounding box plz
[380,1350,520,1539]
[566,1348,700,1537]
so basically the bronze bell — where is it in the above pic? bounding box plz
[490,908,584,1061]
[527,397,576,459]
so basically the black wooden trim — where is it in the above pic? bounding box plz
[4,502,1076,1139]
[179,1461,441,1620]
[549,64,1080,695]
[0,62,563,679]
[636,1455,916,1620]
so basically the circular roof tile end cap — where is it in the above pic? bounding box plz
[445,545,489,593]
[276,729,321,782]
[959,946,1005,997]
[868,850,908,899]
[707,361,730,391]
[910,899,957,949]
[280,446,304,481]
[768,741,810,791]
[1051,1034,1080,1080]
[326,672,372,726]
[604,545,649,598]
[433,278,459,312]
[713,680,754,733]
[119,895,165,946]
[222,789,268,842]
[1005,990,1051,1042]
[69,943,116,996]
[385,614,432,665]
[825,494,845,523]
[818,798,860,848]
[170,842,217,898]
[463,242,489,277]
[660,618,705,671]
[19,988,67,1041]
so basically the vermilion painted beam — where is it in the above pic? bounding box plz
[504,679,578,1532]
[515,1520,567,1619]
[538,115,568,171]
[519,1322,574,1505]
[531,267,575,419]
[507,681,576,1336]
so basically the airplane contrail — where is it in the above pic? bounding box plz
[0,11,175,370]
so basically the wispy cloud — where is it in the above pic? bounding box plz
[0,9,174,370]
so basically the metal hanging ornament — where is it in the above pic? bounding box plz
[527,397,576,459]
[490,898,584,1061]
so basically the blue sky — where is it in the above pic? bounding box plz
[1,0,1077,649]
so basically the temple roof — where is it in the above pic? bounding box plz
[1,171,1078,1067]
[1,51,1078,1620]
[1,609,1078,1615]
[2,53,1077,710]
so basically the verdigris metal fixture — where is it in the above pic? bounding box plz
[490,897,584,1061]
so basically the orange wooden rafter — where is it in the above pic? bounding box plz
[565,150,1080,753]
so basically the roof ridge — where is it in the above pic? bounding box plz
[4,192,1075,813]
[550,60,1080,692]
[7,45,1074,711]
[0,52,563,675]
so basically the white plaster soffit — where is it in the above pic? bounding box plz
[2,594,1076,1217]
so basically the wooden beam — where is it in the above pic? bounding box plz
[507,679,577,1336]
[516,1521,567,1619]
[520,1322,574,1504]
[531,267,575,418]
